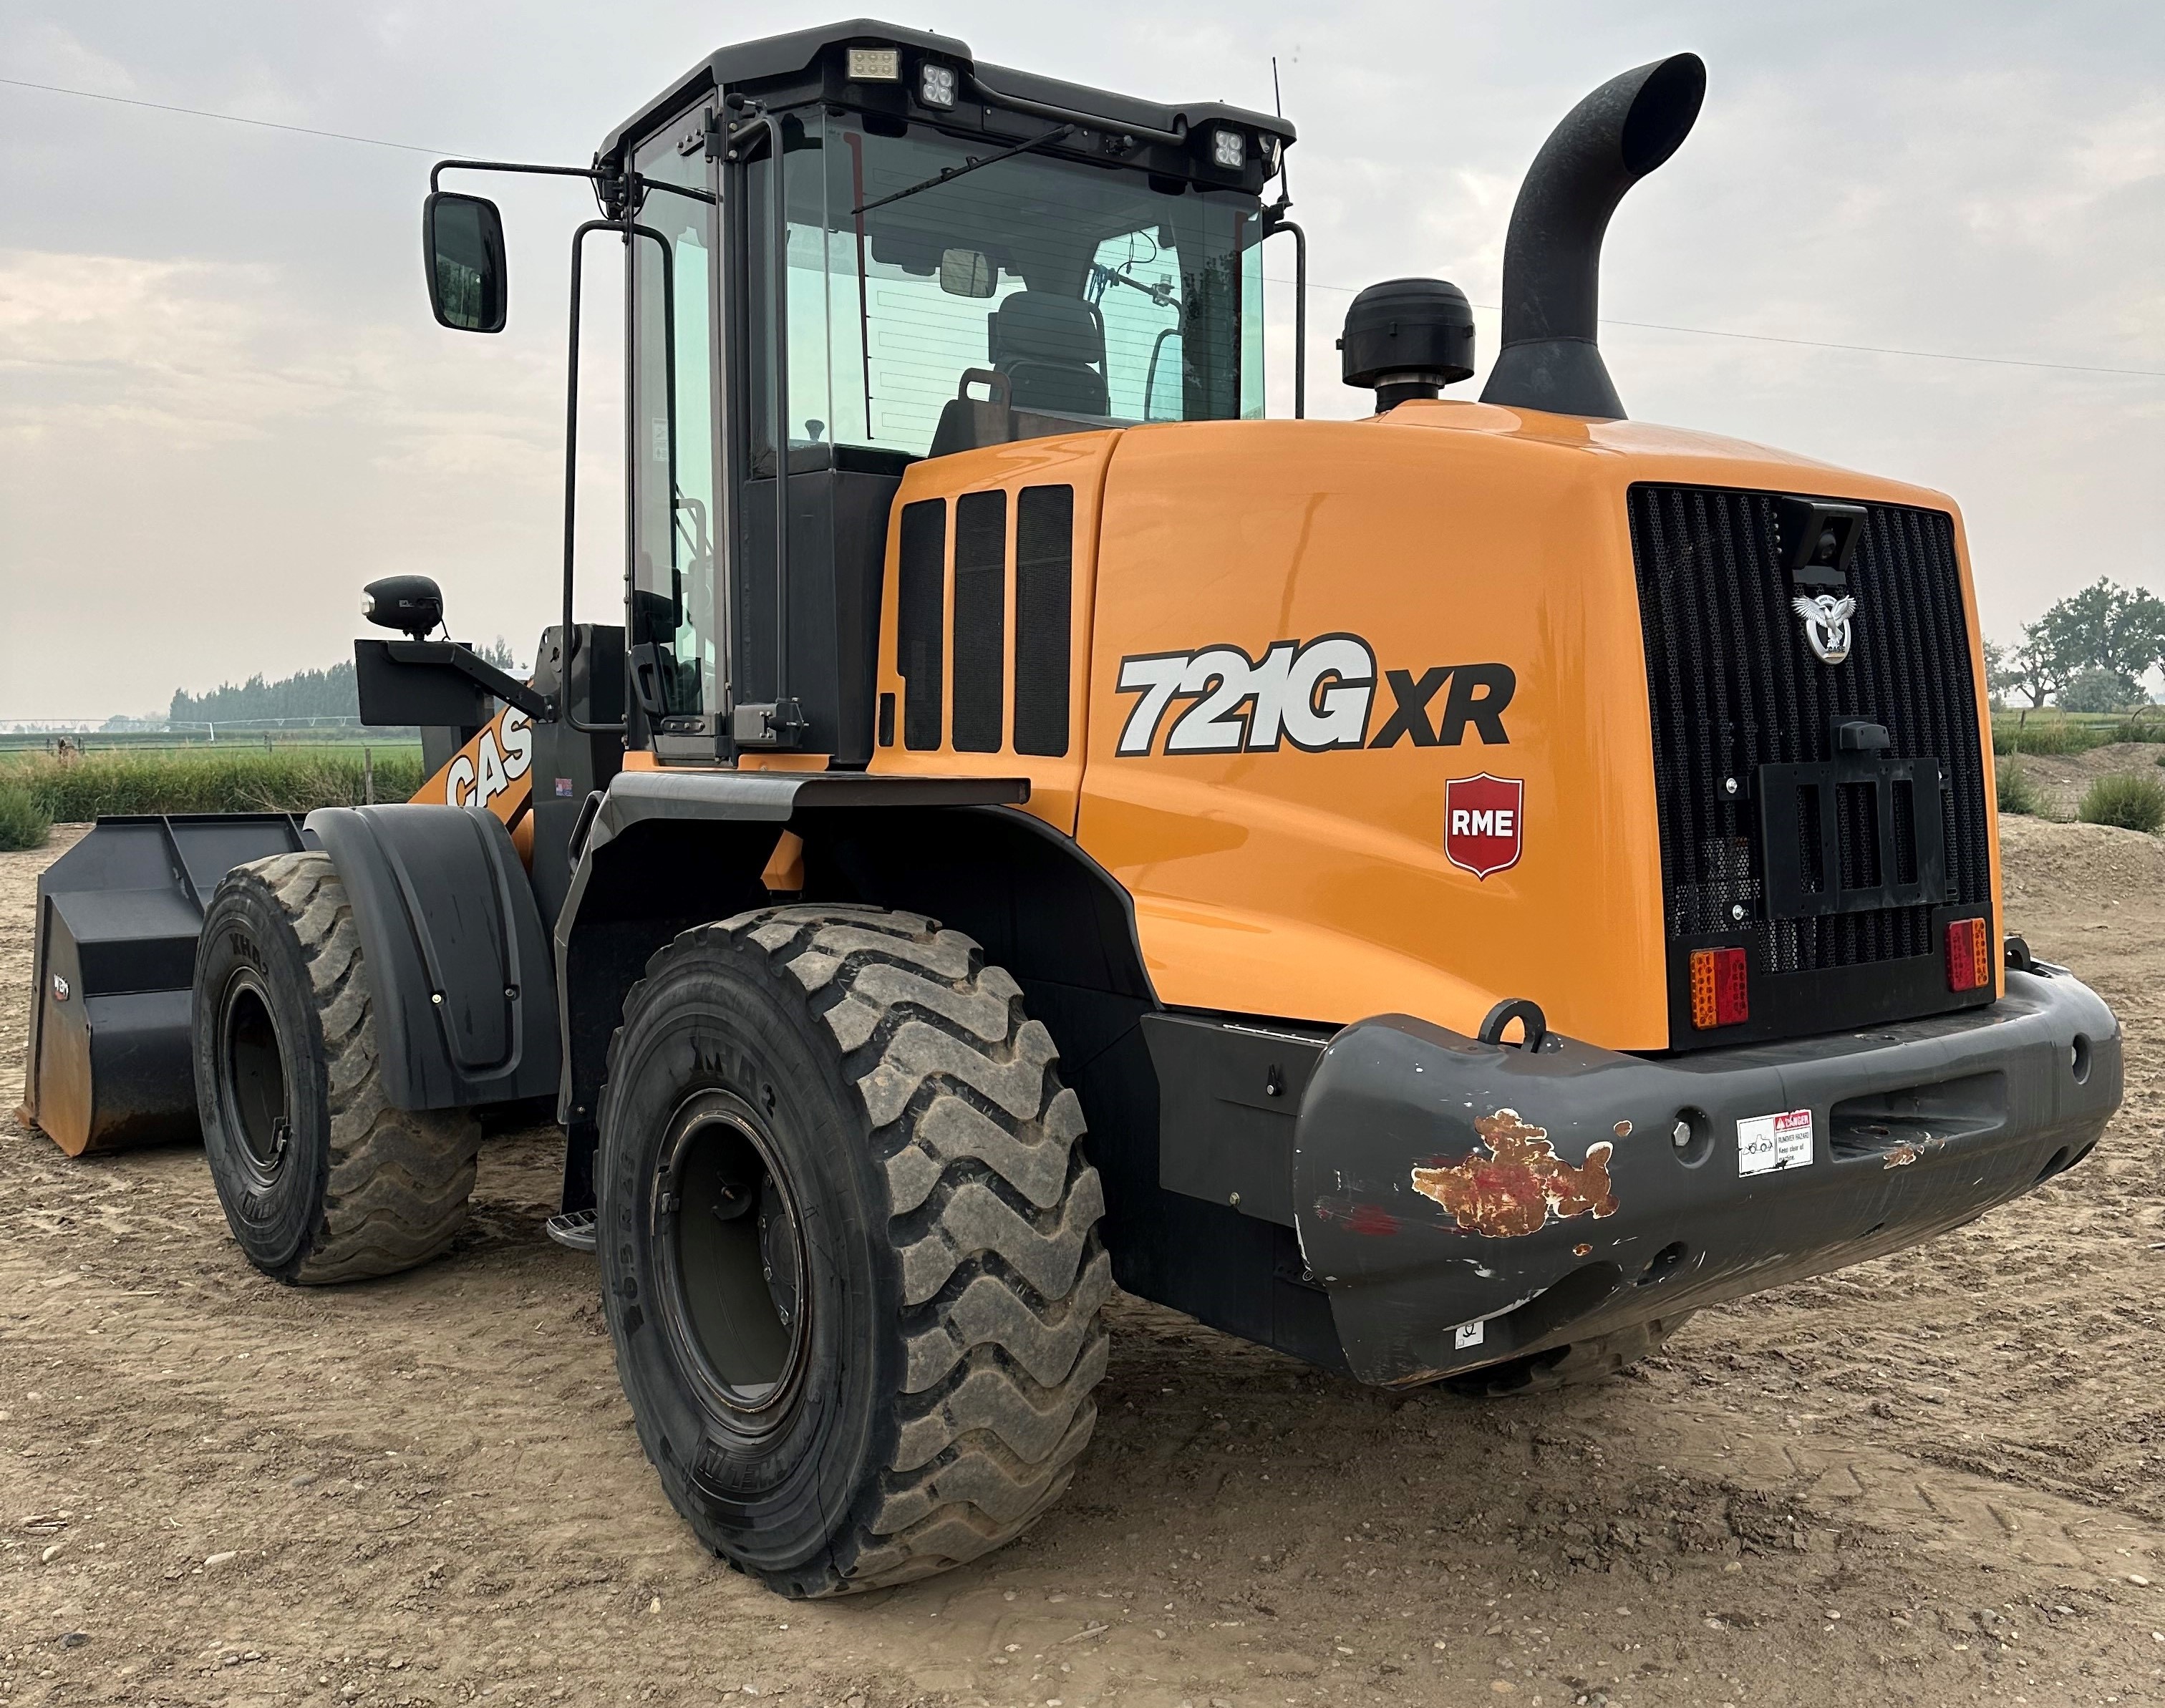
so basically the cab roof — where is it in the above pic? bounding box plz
[597,18,1296,179]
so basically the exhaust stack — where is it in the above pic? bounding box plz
[1480,53,1705,420]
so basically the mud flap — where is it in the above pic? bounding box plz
[19,814,307,1155]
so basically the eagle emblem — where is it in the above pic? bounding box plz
[1791,593,1856,664]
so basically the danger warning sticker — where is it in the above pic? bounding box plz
[1738,1108,1814,1176]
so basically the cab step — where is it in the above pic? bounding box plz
[544,1208,598,1253]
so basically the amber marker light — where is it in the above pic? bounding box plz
[1945,917,1992,992]
[1689,946,1749,1029]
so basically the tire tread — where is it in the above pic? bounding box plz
[633,904,1108,1596]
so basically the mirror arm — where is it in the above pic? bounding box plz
[430,157,605,194]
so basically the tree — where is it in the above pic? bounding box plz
[2059,666,2142,713]
[1982,639,2023,709]
[2031,578,2165,694]
[2009,626,2064,707]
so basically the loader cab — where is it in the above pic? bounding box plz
[600,26,1290,767]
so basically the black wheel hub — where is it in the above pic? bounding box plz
[218,972,291,1192]
[653,1090,810,1422]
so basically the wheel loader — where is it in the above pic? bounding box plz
[17,22,2123,1596]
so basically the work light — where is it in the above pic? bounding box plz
[1211,127,1244,170]
[919,62,958,109]
[847,47,900,81]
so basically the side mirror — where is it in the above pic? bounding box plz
[362,574,445,641]
[423,192,507,333]
[939,247,996,299]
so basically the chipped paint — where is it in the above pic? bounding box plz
[1613,1120,1632,1138]
[1408,1108,1617,1238]
[1572,1242,1593,1257]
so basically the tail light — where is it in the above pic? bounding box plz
[1688,947,1749,1029]
[1945,917,1992,992]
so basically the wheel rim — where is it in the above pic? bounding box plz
[217,971,291,1192]
[652,1090,810,1423]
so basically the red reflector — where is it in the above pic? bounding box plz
[1688,946,1750,1029]
[1945,917,1992,991]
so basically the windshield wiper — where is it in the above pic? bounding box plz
[853,123,1078,217]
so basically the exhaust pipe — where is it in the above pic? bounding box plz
[1480,53,1706,420]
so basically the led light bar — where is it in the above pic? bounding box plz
[847,47,901,82]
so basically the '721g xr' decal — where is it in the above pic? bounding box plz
[1115,635,1514,757]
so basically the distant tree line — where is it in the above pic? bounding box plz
[166,638,519,727]
[1987,578,2165,712]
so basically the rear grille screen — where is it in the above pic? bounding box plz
[1014,484,1075,757]
[897,499,946,750]
[1627,485,1988,984]
[952,490,1007,752]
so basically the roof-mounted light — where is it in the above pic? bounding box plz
[1210,127,1245,170]
[846,47,900,82]
[919,61,958,110]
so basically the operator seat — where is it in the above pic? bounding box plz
[989,293,1110,415]
[927,291,1115,459]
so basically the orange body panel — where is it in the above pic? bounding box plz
[868,432,1117,834]
[862,400,2000,1049]
[411,705,536,841]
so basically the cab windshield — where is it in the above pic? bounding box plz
[760,111,1265,460]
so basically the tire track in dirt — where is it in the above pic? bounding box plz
[5,820,2164,1708]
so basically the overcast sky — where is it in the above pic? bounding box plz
[3,1,2161,720]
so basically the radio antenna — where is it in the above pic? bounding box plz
[1272,55,1292,205]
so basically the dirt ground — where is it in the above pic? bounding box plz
[4,817,2163,1708]
[1999,740,2165,821]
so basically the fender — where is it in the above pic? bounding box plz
[551,770,1034,1130]
[305,804,560,1110]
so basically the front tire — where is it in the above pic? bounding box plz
[193,851,480,1284]
[597,906,1110,1598]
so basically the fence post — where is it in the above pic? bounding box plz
[363,747,375,806]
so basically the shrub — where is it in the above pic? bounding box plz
[2077,771,2165,834]
[1996,760,2043,817]
[1993,715,2105,757]
[0,747,427,823]
[0,781,52,851]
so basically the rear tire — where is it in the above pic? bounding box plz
[193,851,480,1284]
[597,906,1110,1598]
[1443,1313,1695,1398]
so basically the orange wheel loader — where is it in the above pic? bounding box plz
[18,24,2122,1595]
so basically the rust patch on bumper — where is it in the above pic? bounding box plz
[1409,1109,1618,1238]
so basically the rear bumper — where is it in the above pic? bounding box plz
[1292,969,2121,1385]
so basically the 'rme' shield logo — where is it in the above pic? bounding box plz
[1791,593,1856,665]
[1445,775,1524,880]
[50,971,71,1003]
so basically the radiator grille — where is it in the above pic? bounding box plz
[1627,485,1988,984]
[952,490,1007,752]
[1014,484,1075,757]
[897,499,946,750]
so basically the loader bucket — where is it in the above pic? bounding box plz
[18,814,307,1156]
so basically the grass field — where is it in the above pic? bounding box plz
[0,743,427,830]
[1992,707,2165,754]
